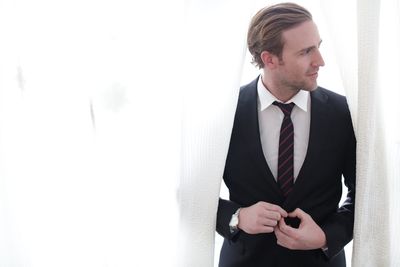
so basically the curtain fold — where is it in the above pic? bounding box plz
[352,0,400,266]
[178,1,252,266]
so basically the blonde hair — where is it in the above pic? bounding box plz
[247,2,312,68]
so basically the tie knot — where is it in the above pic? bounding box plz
[273,101,295,116]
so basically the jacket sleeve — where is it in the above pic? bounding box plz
[321,109,356,259]
[216,198,242,241]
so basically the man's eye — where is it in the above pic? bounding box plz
[305,48,313,54]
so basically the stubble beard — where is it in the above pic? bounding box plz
[282,75,318,92]
[277,61,318,92]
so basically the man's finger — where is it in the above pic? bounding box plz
[274,225,293,248]
[261,202,288,217]
[260,218,278,227]
[278,218,298,237]
[263,210,283,221]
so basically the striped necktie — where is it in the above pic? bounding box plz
[273,101,295,197]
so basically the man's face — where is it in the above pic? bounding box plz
[275,20,325,92]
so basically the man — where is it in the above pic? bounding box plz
[216,3,356,267]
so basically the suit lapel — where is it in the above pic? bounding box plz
[240,77,282,197]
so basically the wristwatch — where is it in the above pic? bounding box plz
[229,208,241,234]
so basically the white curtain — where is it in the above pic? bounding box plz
[178,1,252,266]
[0,0,181,266]
[352,0,400,266]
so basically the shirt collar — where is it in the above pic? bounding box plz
[257,76,309,112]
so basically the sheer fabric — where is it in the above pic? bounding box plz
[0,0,180,266]
[178,1,252,266]
[352,0,400,266]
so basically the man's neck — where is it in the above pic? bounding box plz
[261,75,299,103]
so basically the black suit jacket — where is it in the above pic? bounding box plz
[217,77,356,267]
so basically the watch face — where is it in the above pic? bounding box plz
[233,217,238,225]
[229,215,238,228]
[229,208,241,233]
[229,217,238,233]
[229,209,241,234]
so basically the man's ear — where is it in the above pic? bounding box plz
[261,51,278,69]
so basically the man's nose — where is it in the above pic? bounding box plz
[313,49,325,67]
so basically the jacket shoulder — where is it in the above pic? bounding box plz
[317,86,346,101]
[313,87,349,110]
[238,77,259,101]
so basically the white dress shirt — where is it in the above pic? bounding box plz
[257,77,311,182]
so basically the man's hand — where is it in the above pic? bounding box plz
[238,201,287,234]
[274,208,327,250]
